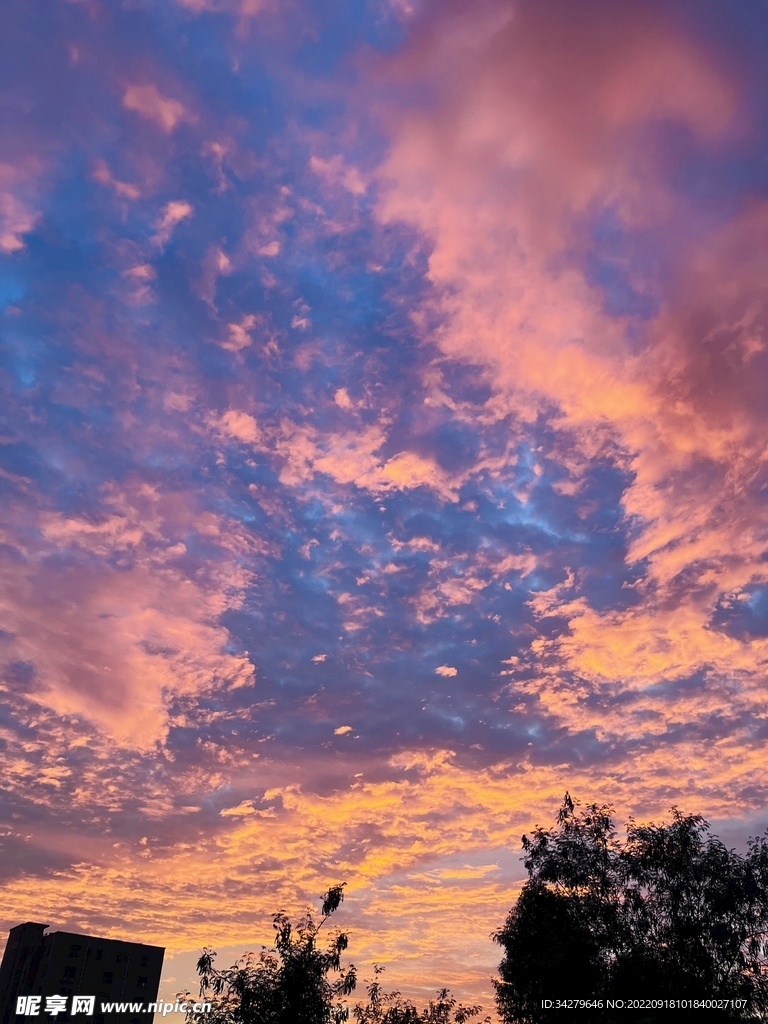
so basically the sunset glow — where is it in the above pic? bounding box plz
[2,0,768,1016]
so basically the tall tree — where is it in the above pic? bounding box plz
[494,795,768,1023]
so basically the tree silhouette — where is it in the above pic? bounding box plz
[352,964,489,1023]
[181,886,489,1024]
[494,795,768,1023]
[182,884,356,1024]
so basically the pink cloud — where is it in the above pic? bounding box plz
[378,450,458,501]
[0,163,40,253]
[364,0,768,720]
[123,84,195,133]
[151,199,194,247]
[4,2,767,1006]
[194,244,232,307]
[0,483,255,750]
[121,263,157,305]
[163,391,194,413]
[92,159,141,200]
[123,264,156,281]
[310,154,367,196]
[175,0,268,13]
[270,419,463,502]
[334,388,354,410]
[220,315,259,352]
[213,409,261,443]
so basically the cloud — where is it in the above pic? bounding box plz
[92,160,141,201]
[273,421,461,501]
[164,392,194,413]
[211,409,261,443]
[174,0,269,14]
[123,264,156,281]
[370,0,768,725]
[1,484,255,749]
[219,315,258,352]
[334,388,354,410]
[310,155,367,196]
[0,194,37,252]
[123,85,195,133]
[0,743,750,1006]
[194,245,233,307]
[151,200,194,247]
[220,800,257,816]
[3,0,768,1012]
[0,164,39,252]
[378,450,458,501]
[121,263,157,305]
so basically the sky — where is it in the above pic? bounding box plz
[2,0,768,1016]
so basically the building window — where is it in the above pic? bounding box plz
[68,945,81,958]
[101,971,114,985]
[95,949,103,961]
[137,977,147,989]
[140,956,149,968]
[63,967,77,982]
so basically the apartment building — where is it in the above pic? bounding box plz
[0,922,164,1024]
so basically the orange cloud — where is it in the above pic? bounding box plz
[0,743,755,1011]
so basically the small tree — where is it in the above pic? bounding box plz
[494,795,768,1023]
[181,888,490,1024]
[182,885,356,1024]
[352,965,490,1023]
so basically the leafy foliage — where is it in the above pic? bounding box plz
[495,794,768,1019]
[182,885,356,1024]
[352,965,490,1023]
[494,795,768,1023]
[180,887,489,1024]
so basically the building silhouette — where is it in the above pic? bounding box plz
[0,923,164,1024]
